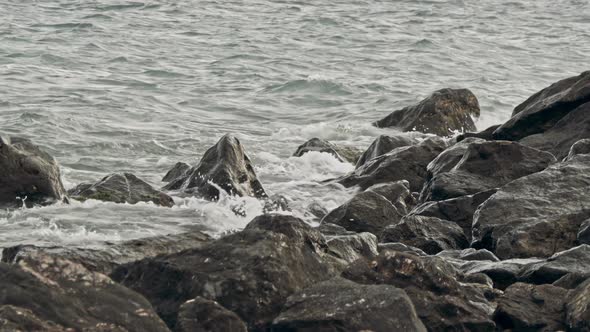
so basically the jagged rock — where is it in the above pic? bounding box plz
[338,137,447,191]
[292,137,361,164]
[553,273,590,290]
[493,71,590,141]
[0,253,169,332]
[325,232,379,265]
[493,283,567,331]
[343,251,496,331]
[565,138,590,161]
[410,189,496,242]
[2,231,211,275]
[377,242,428,256]
[457,124,501,142]
[164,134,266,200]
[317,222,355,236]
[69,173,174,207]
[566,278,590,331]
[437,248,500,262]
[374,88,480,137]
[446,258,543,290]
[162,162,191,182]
[380,215,468,255]
[111,214,334,330]
[421,141,555,202]
[176,297,247,332]
[520,102,590,159]
[366,180,415,213]
[472,154,590,259]
[578,219,590,244]
[271,277,427,332]
[518,245,590,285]
[320,190,402,235]
[0,136,67,208]
[355,133,428,168]
[426,137,484,178]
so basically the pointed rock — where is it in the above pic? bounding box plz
[293,137,361,164]
[162,162,190,182]
[355,133,428,168]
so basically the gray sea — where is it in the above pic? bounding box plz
[1,0,588,248]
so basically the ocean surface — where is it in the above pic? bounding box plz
[0,0,588,248]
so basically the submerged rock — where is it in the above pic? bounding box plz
[292,137,361,164]
[164,134,267,200]
[374,88,480,137]
[162,161,191,182]
[355,133,428,168]
[0,136,67,208]
[177,297,247,332]
[69,172,174,207]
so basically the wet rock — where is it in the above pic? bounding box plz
[493,71,590,141]
[338,137,447,191]
[111,214,334,330]
[320,190,402,235]
[325,232,378,265]
[164,134,267,200]
[306,201,329,220]
[177,297,247,332]
[553,273,590,290]
[317,222,355,236]
[566,278,590,331]
[162,162,191,182]
[578,219,590,244]
[355,133,428,168]
[420,141,555,202]
[456,124,501,142]
[518,245,590,285]
[472,154,590,259]
[69,172,174,207]
[377,242,428,256]
[0,305,67,332]
[343,251,496,331]
[272,277,427,332]
[0,253,169,332]
[374,88,480,137]
[437,248,499,262]
[426,137,484,178]
[366,180,415,213]
[293,137,361,164]
[0,136,67,208]
[565,138,590,161]
[380,215,468,255]
[447,258,543,290]
[2,231,211,275]
[493,283,567,331]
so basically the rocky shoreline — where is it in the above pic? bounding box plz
[1,71,590,331]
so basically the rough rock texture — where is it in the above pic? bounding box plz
[325,232,379,265]
[292,137,361,164]
[355,133,428,168]
[472,154,590,259]
[338,137,447,191]
[493,283,567,331]
[366,180,415,214]
[380,215,468,255]
[162,162,191,182]
[69,172,174,207]
[493,71,590,141]
[343,251,496,331]
[421,141,556,202]
[176,297,247,332]
[518,245,590,285]
[377,242,428,256]
[112,214,334,330]
[437,248,499,262]
[0,136,67,208]
[410,189,496,242]
[566,278,590,331]
[553,272,590,290]
[0,254,169,332]
[445,258,542,290]
[456,124,501,142]
[374,88,480,137]
[2,231,211,275]
[272,277,427,332]
[163,134,267,200]
[426,137,484,178]
[578,219,590,244]
[566,138,590,161]
[320,190,402,235]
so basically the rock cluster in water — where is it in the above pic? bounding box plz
[2,72,590,331]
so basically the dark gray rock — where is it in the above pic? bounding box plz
[326,232,379,265]
[493,71,590,141]
[162,162,191,183]
[355,133,428,168]
[366,180,415,213]
[271,277,427,332]
[566,278,590,331]
[176,297,247,332]
[456,124,501,142]
[0,136,67,208]
[553,273,590,290]
[306,201,329,220]
[437,248,499,262]
[426,137,484,178]
[320,190,402,235]
[317,222,355,236]
[164,134,266,200]
[338,137,447,192]
[0,305,67,332]
[446,258,543,290]
[420,141,556,202]
[578,219,590,245]
[69,172,174,207]
[493,283,567,331]
[380,215,468,255]
[377,242,428,256]
[293,137,361,164]
[374,88,480,137]
[111,214,335,330]
[518,245,590,285]
[472,154,590,259]
[566,138,590,161]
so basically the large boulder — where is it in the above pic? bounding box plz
[293,137,361,164]
[69,172,174,207]
[566,278,590,331]
[163,134,267,200]
[176,297,247,332]
[493,71,590,141]
[425,137,484,178]
[355,133,428,168]
[325,232,379,266]
[162,162,191,182]
[320,190,403,235]
[472,154,590,259]
[366,180,415,214]
[374,88,480,137]
[380,215,468,255]
[420,141,556,202]
[456,124,501,142]
[338,137,447,191]
[271,277,427,332]
[0,136,67,208]
[0,253,169,332]
[111,214,334,330]
[518,245,590,285]
[493,283,567,331]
